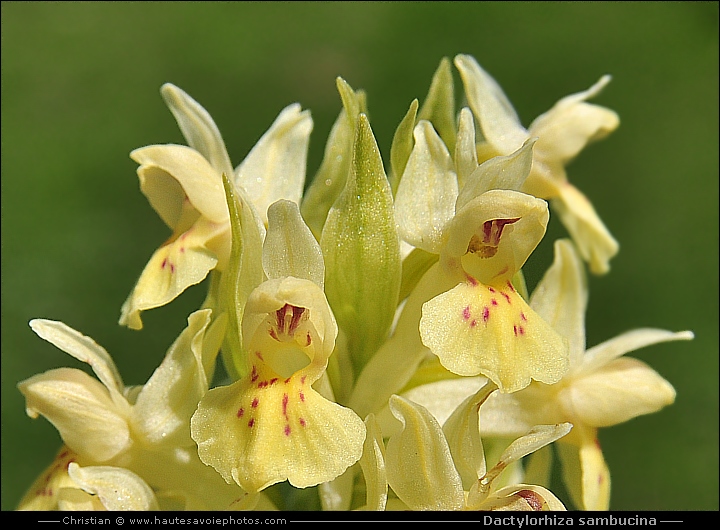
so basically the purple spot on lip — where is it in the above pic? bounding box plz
[463,306,471,320]
[482,306,490,322]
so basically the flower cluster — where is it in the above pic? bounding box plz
[17,55,692,511]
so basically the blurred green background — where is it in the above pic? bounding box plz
[2,2,717,511]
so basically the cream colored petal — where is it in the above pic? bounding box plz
[529,239,588,365]
[454,54,529,155]
[29,319,125,402]
[319,467,355,511]
[131,309,223,447]
[68,463,159,511]
[552,183,619,275]
[456,139,536,211]
[442,189,549,285]
[394,120,458,253]
[131,144,228,224]
[385,395,465,510]
[161,83,235,178]
[137,164,199,231]
[263,200,324,288]
[581,328,694,375]
[420,279,568,392]
[417,56,456,154]
[401,376,487,430]
[119,218,223,330]
[57,488,106,511]
[442,381,496,487]
[389,98,419,194]
[557,429,611,511]
[191,375,365,492]
[563,356,676,427]
[454,107,478,190]
[469,423,572,507]
[18,368,131,462]
[358,414,388,511]
[529,75,619,166]
[235,103,313,224]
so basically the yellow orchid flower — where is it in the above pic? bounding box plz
[191,277,366,493]
[373,391,571,511]
[407,239,692,510]
[455,54,620,275]
[120,83,312,329]
[350,117,568,417]
[17,310,263,511]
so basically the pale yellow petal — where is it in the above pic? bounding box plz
[394,120,458,253]
[119,218,223,329]
[19,369,131,462]
[420,280,568,392]
[529,75,619,166]
[235,103,313,224]
[358,414,388,511]
[454,107,478,190]
[456,139,536,211]
[29,319,125,403]
[385,395,465,510]
[562,356,676,427]
[529,239,588,365]
[454,54,529,155]
[191,375,365,492]
[552,183,619,275]
[131,144,228,223]
[160,83,234,178]
[581,328,694,375]
[442,382,496,487]
[68,463,159,511]
[263,200,324,288]
[131,309,222,447]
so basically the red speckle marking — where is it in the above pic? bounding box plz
[250,366,259,382]
[284,425,291,436]
[513,325,518,336]
[299,391,305,402]
[482,306,490,322]
[282,393,289,418]
[170,263,175,273]
[463,306,471,320]
[299,418,306,427]
[248,418,255,428]
[180,247,185,253]
[491,299,498,306]
[466,274,479,286]
[269,378,278,386]
[305,332,312,346]
[506,280,515,292]
[251,398,259,408]
[517,489,543,511]
[269,328,278,340]
[257,381,268,388]
[161,258,168,269]
[470,319,477,328]
[237,407,245,418]
[520,312,527,321]
[518,326,525,336]
[501,292,512,304]
[301,376,307,385]
[488,287,496,293]
[255,351,264,361]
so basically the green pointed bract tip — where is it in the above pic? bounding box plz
[389,98,419,195]
[217,174,264,380]
[321,114,401,375]
[418,57,456,154]
[301,78,368,238]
